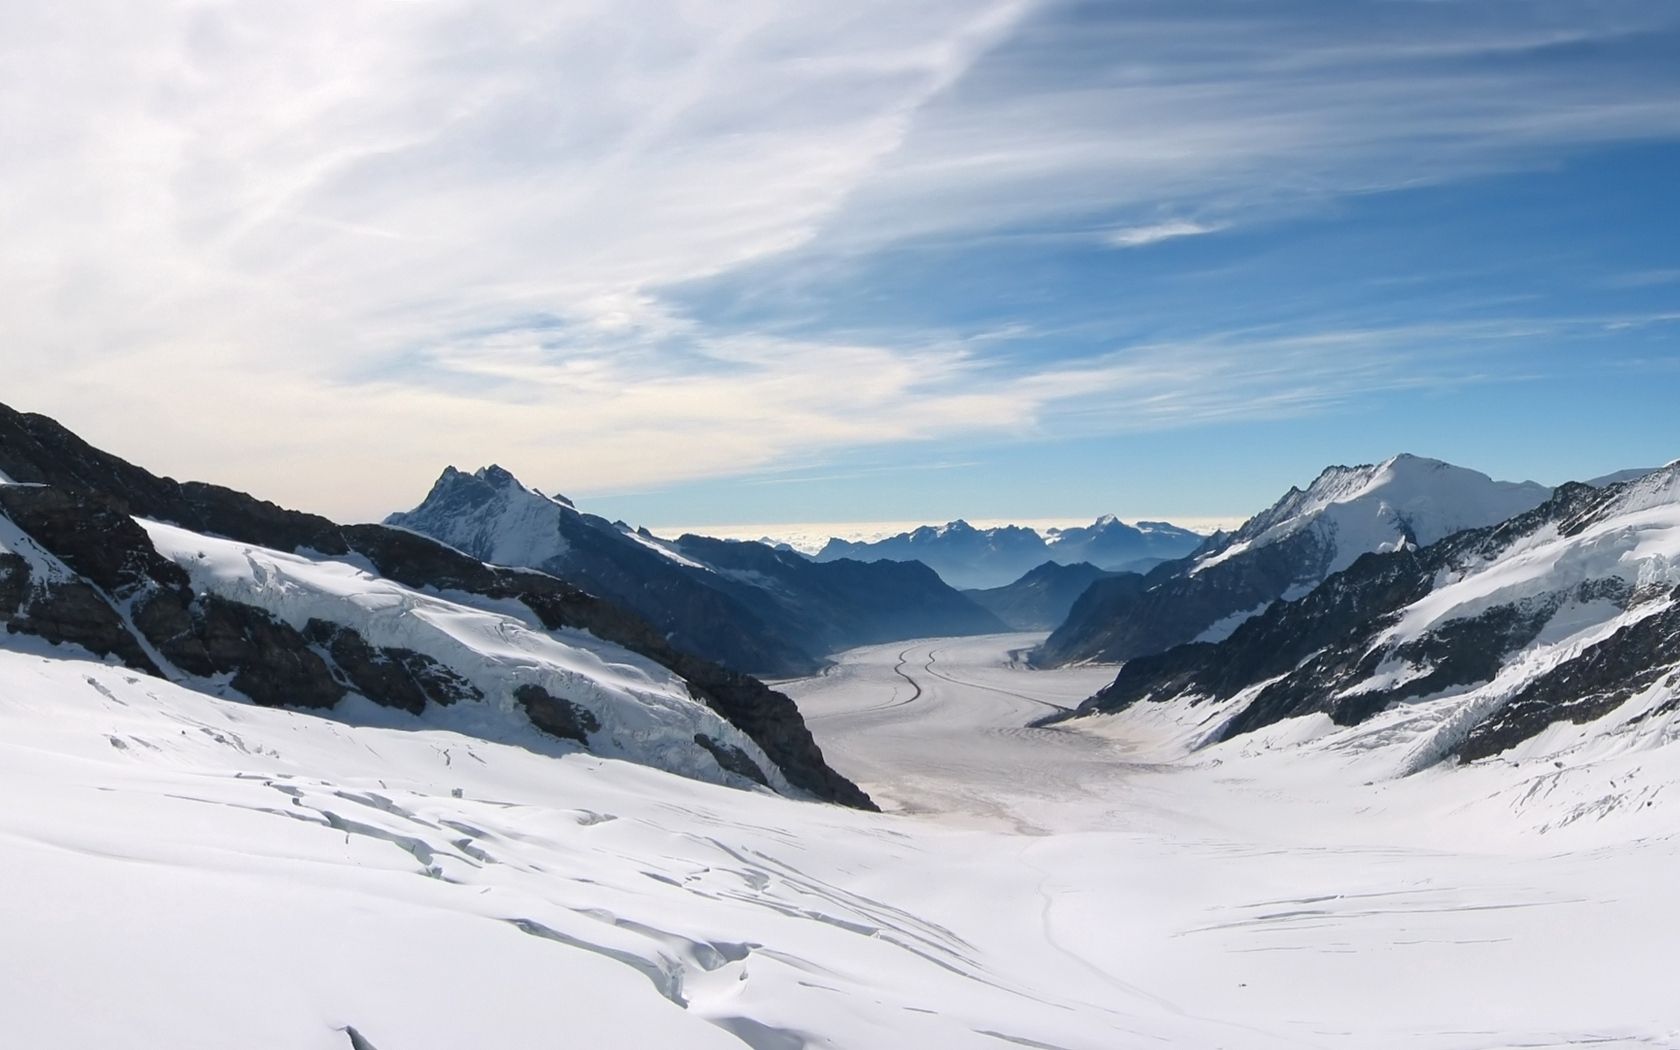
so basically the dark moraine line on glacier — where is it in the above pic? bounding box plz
[888,646,925,710]
[779,634,1130,828]
[921,648,1071,714]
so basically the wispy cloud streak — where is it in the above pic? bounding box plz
[0,1,1676,517]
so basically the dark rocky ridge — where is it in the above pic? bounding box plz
[1056,478,1680,764]
[0,402,873,809]
[1033,528,1330,667]
[670,533,1007,650]
[1,548,160,671]
[694,733,771,787]
[1458,590,1680,762]
[306,619,485,714]
[964,561,1123,631]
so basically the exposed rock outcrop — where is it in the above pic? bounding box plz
[515,684,602,745]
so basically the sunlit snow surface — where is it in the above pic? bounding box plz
[1193,454,1551,576]
[139,519,789,793]
[4,633,1678,1048]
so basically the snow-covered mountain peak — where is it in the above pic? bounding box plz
[1024,455,1565,664]
[1196,454,1552,577]
[390,465,574,569]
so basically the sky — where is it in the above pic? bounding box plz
[3,0,1678,537]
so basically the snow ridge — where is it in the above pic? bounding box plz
[1194,454,1551,576]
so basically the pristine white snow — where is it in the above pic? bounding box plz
[4,630,1679,1048]
[140,519,790,793]
[1194,454,1551,576]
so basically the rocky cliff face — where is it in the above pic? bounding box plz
[1035,455,1552,667]
[1058,466,1680,768]
[0,402,873,809]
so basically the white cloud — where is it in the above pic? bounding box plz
[0,1,1676,520]
[1107,220,1225,248]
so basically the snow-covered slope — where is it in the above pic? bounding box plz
[142,520,792,792]
[1192,453,1552,577]
[8,633,1680,1049]
[1074,463,1680,772]
[1036,454,1552,666]
[0,646,1291,1049]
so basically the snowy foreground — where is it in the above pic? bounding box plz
[5,635,1678,1049]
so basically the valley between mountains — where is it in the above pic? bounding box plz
[4,400,1678,1049]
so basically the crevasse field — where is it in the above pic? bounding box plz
[3,633,1675,1049]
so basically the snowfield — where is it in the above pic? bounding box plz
[5,632,1678,1048]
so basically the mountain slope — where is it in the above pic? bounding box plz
[0,402,870,807]
[387,466,1004,674]
[1061,464,1680,771]
[1035,454,1551,666]
[388,466,821,677]
[964,561,1123,630]
[669,532,1007,651]
[815,516,1201,590]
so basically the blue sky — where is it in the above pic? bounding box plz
[4,1,1677,532]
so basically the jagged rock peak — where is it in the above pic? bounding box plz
[418,464,573,509]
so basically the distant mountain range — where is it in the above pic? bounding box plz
[813,515,1204,589]
[387,466,1006,678]
[1034,454,1553,666]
